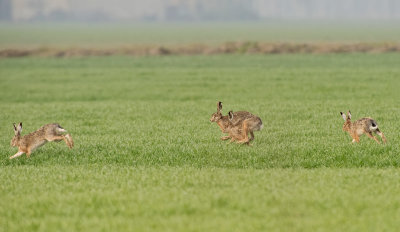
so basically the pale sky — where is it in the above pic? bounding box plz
[6,0,400,21]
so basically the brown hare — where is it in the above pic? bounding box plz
[228,110,263,145]
[340,111,386,144]
[10,122,74,159]
[225,110,246,143]
[210,101,263,145]
[210,101,252,140]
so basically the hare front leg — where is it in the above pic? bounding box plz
[366,132,380,144]
[221,136,231,140]
[350,133,360,143]
[26,150,32,158]
[10,151,24,159]
[228,137,236,144]
[249,131,255,141]
[65,134,74,148]
[237,140,251,146]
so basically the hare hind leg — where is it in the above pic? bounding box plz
[239,140,252,146]
[366,132,380,144]
[48,135,73,148]
[240,131,254,146]
[375,129,387,144]
[237,121,250,144]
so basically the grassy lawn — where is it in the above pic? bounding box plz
[2,166,400,232]
[1,54,400,231]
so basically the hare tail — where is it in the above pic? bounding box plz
[56,125,67,133]
[370,121,378,130]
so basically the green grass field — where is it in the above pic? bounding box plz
[1,54,400,231]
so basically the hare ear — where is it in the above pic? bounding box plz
[228,111,234,121]
[217,101,222,112]
[348,111,351,119]
[340,112,346,121]
[17,122,22,132]
[13,123,17,131]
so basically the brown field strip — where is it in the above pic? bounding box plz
[1,42,400,57]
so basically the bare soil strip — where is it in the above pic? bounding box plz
[1,42,400,57]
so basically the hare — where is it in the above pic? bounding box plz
[210,101,253,141]
[10,122,74,159]
[225,111,247,143]
[228,110,263,144]
[340,111,386,144]
[210,101,263,145]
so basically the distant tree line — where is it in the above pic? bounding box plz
[1,0,400,22]
[255,0,400,19]
[0,0,12,20]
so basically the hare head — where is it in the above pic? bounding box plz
[340,111,351,132]
[11,122,22,147]
[210,101,223,122]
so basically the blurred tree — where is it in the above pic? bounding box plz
[164,0,258,21]
[0,0,12,21]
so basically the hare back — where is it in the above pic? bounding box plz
[231,111,254,124]
[24,123,66,141]
[353,118,378,133]
[42,123,67,135]
[244,116,263,131]
[18,134,47,152]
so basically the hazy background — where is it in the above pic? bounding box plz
[1,0,400,52]
[1,0,400,22]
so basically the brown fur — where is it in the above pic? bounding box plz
[340,111,387,144]
[10,123,74,159]
[210,102,263,145]
[228,111,263,145]
[210,102,252,134]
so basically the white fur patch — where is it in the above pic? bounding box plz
[370,125,378,131]
[57,128,67,133]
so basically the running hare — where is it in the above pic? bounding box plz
[228,110,263,144]
[10,123,74,159]
[210,101,252,140]
[210,101,262,145]
[340,111,386,144]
